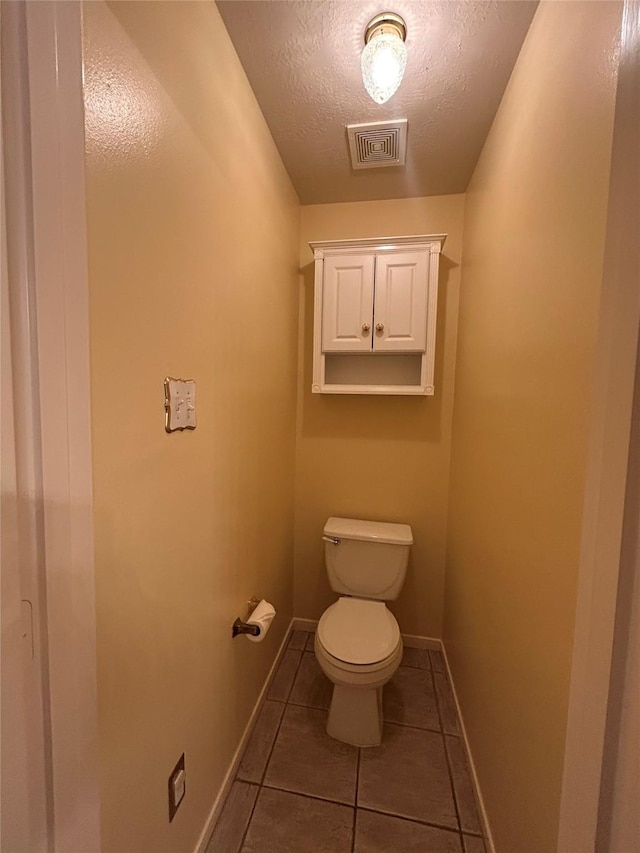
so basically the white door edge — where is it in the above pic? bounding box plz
[23,2,101,850]
[558,1,640,848]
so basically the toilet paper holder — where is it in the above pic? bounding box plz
[232,596,261,638]
[232,618,260,638]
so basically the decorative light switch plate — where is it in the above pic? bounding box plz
[164,377,197,432]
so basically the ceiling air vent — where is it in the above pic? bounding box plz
[346,119,408,170]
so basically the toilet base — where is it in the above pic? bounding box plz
[326,684,383,747]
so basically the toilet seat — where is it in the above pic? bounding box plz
[315,636,401,679]
[317,597,400,666]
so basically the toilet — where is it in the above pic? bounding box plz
[314,516,413,747]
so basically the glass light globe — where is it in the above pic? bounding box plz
[361,31,407,105]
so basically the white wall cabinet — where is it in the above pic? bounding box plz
[310,235,446,395]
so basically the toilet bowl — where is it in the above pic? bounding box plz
[314,517,413,747]
[315,597,403,746]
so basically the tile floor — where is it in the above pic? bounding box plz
[208,631,486,853]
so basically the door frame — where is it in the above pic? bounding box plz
[557,1,640,848]
[3,2,101,849]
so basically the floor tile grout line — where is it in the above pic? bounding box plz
[283,645,306,704]
[444,732,485,839]
[258,780,462,835]
[235,637,310,851]
[261,781,356,809]
[255,704,286,788]
[279,652,448,733]
[250,640,308,789]
[287,698,330,711]
[351,747,361,853]
[288,630,309,652]
[431,648,449,672]
[350,805,357,853]
[399,664,432,672]
[382,718,444,735]
[235,782,261,853]
[268,695,463,719]
[383,717,443,736]
[440,729,464,834]
[352,803,462,836]
[433,669,460,736]
[431,667,446,732]
[264,705,454,738]
[430,667,464,833]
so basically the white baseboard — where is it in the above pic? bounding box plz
[441,644,495,853]
[194,618,295,853]
[401,633,442,651]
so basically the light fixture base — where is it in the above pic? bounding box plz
[364,12,406,45]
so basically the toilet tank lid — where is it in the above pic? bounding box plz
[324,517,413,546]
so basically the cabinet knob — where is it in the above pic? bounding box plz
[375,322,384,332]
[361,322,371,333]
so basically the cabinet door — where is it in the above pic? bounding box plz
[321,254,375,352]
[373,251,429,352]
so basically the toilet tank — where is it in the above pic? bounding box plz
[323,517,413,601]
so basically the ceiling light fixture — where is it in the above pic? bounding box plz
[361,12,407,105]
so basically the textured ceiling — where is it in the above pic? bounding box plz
[216,1,538,204]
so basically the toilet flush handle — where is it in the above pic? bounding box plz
[321,535,341,545]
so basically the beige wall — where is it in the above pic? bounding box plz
[296,196,465,636]
[83,3,299,851]
[444,3,621,852]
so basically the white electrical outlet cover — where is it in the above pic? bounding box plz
[164,377,197,432]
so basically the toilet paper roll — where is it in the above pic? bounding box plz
[246,599,276,643]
